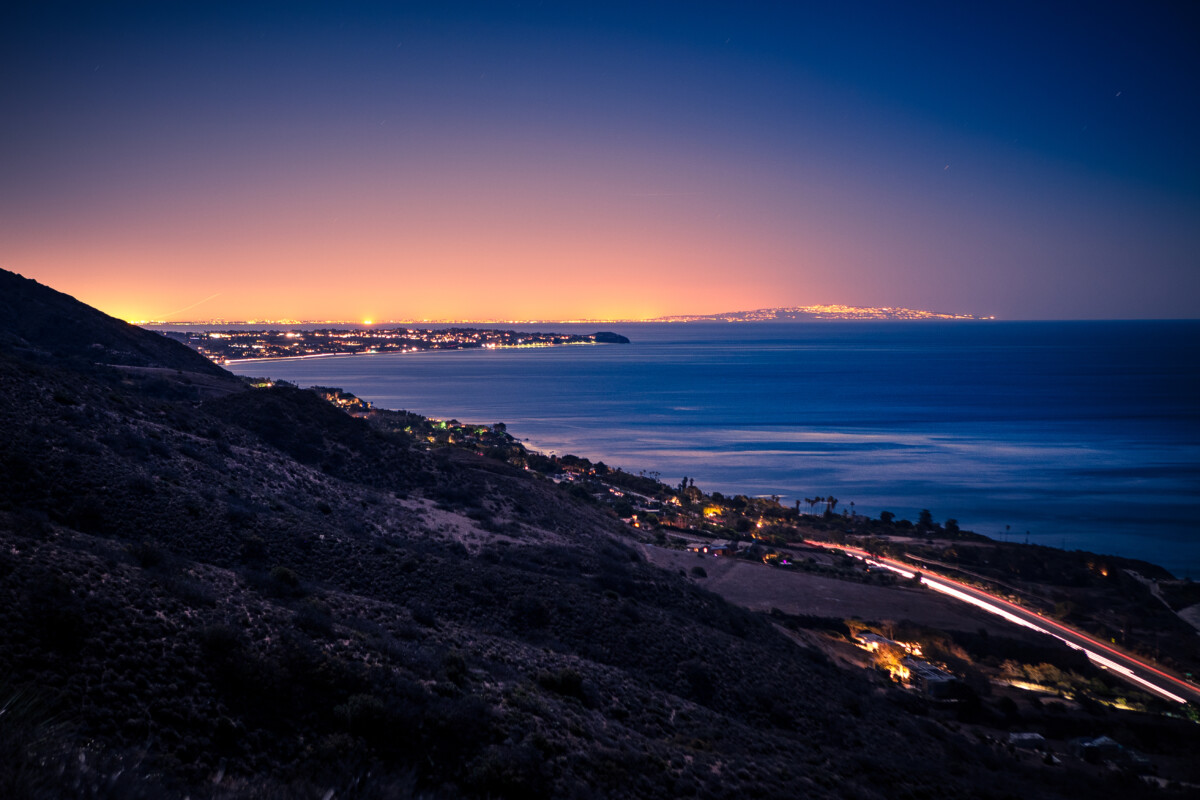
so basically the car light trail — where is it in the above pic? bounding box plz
[917,574,1188,704]
[805,541,1197,704]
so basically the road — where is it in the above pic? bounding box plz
[804,541,1200,705]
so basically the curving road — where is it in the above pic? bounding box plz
[804,541,1200,705]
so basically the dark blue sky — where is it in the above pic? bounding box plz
[3,1,1198,320]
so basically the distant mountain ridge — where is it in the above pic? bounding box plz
[651,305,986,322]
[145,306,985,326]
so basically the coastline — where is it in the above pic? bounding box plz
[343,398,1200,704]
[222,340,604,365]
[219,321,1200,580]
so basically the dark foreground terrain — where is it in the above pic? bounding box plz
[0,269,1188,798]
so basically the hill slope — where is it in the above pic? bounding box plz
[0,269,232,377]
[0,274,1156,798]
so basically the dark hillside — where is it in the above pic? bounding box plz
[204,385,428,489]
[0,268,231,377]
[0,277,1173,798]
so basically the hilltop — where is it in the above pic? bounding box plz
[0,269,1185,798]
[0,270,234,377]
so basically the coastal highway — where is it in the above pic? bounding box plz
[804,541,1200,705]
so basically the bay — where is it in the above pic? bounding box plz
[218,321,1200,578]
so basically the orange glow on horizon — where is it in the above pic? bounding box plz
[23,240,796,324]
[0,142,860,324]
[4,5,1197,322]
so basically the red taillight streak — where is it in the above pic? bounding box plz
[805,541,1199,696]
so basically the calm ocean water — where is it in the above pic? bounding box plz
[215,321,1200,577]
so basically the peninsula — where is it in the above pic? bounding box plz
[162,327,630,364]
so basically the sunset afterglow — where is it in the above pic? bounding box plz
[3,3,1198,321]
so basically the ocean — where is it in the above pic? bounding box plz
[213,321,1200,577]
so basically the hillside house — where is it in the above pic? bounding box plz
[688,541,739,557]
[902,657,958,698]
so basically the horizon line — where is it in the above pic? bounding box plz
[130,303,997,326]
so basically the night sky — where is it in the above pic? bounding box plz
[3,1,1198,321]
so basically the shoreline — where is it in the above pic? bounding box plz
[221,339,606,365]
[216,325,1200,580]
[343,395,1200,703]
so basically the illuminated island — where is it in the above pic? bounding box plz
[651,305,990,322]
[163,327,630,364]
